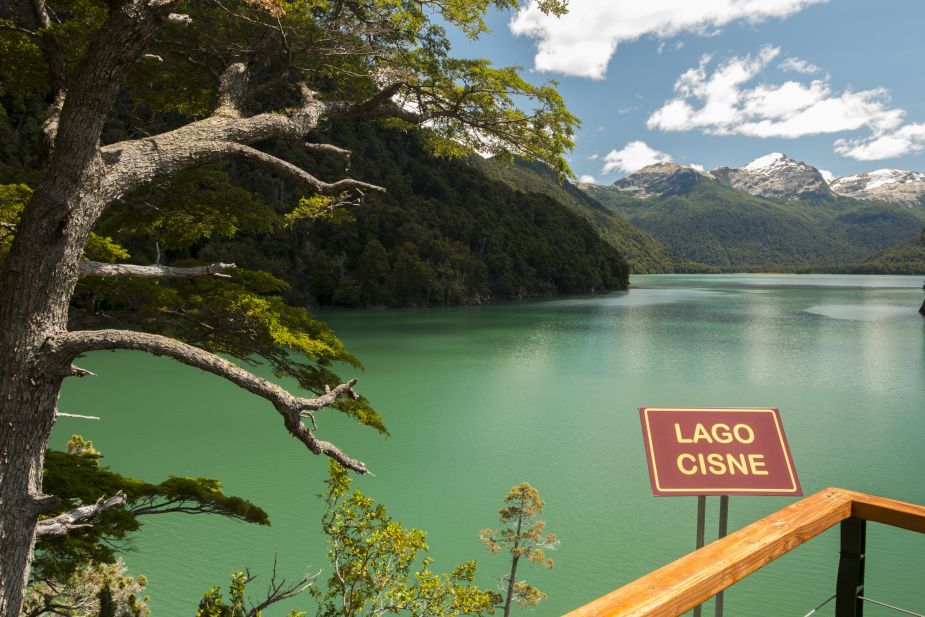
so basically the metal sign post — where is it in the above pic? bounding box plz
[691,495,729,617]
[639,407,802,617]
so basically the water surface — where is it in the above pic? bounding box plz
[55,274,925,616]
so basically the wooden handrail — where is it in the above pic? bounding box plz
[563,487,925,617]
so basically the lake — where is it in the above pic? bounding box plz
[53,274,925,616]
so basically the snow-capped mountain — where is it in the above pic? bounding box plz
[610,162,703,197]
[829,169,925,207]
[708,153,829,199]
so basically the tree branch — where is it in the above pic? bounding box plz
[247,557,319,617]
[35,492,126,538]
[220,142,384,195]
[100,92,326,197]
[78,260,237,279]
[31,0,67,151]
[52,330,368,473]
[216,62,248,117]
[304,142,352,159]
[54,411,100,420]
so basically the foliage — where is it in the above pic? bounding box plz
[34,436,269,584]
[479,484,558,616]
[1,183,129,264]
[0,182,29,260]
[196,570,308,617]
[313,461,501,617]
[473,157,674,273]
[826,229,925,274]
[23,559,149,617]
[201,121,629,307]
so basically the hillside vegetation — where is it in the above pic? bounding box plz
[184,122,632,306]
[583,175,925,271]
[473,157,675,273]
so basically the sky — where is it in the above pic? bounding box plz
[443,0,925,184]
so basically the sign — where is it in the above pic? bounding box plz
[639,407,801,497]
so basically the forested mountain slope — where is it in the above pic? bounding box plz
[150,121,631,306]
[581,165,925,271]
[0,74,631,306]
[473,157,674,273]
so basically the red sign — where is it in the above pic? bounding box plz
[639,407,801,497]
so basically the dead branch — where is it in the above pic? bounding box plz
[78,261,237,279]
[52,330,368,473]
[220,142,384,194]
[54,411,100,420]
[35,492,126,538]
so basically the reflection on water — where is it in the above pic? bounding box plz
[805,304,913,321]
[54,275,925,617]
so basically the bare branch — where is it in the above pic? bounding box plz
[220,142,384,195]
[216,62,248,117]
[31,0,66,94]
[66,365,96,378]
[166,13,192,25]
[78,261,237,279]
[246,556,319,617]
[340,82,405,117]
[52,330,368,473]
[100,101,327,196]
[35,492,126,538]
[54,411,100,420]
[304,142,352,159]
[31,0,67,150]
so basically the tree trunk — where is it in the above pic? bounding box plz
[0,183,98,614]
[502,555,520,617]
[502,516,524,617]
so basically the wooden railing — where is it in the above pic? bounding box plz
[563,487,925,617]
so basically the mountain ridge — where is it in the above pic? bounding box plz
[580,157,925,272]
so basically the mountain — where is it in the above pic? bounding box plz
[609,162,702,197]
[830,169,925,208]
[579,161,925,271]
[472,157,675,273]
[709,153,830,199]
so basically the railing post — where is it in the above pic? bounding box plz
[835,517,866,617]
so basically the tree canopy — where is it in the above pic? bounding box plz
[0,0,580,613]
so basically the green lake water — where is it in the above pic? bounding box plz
[54,274,925,616]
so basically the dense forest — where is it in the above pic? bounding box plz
[0,90,629,307]
[472,157,675,273]
[209,121,632,306]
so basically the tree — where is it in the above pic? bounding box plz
[313,461,500,617]
[479,484,558,617]
[33,435,269,586]
[23,558,150,617]
[0,0,578,611]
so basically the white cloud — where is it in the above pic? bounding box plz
[579,174,598,183]
[819,168,834,183]
[602,141,673,174]
[588,153,600,160]
[689,163,705,172]
[834,123,925,160]
[779,56,820,74]
[647,46,923,159]
[509,0,826,79]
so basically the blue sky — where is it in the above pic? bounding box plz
[444,0,925,184]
